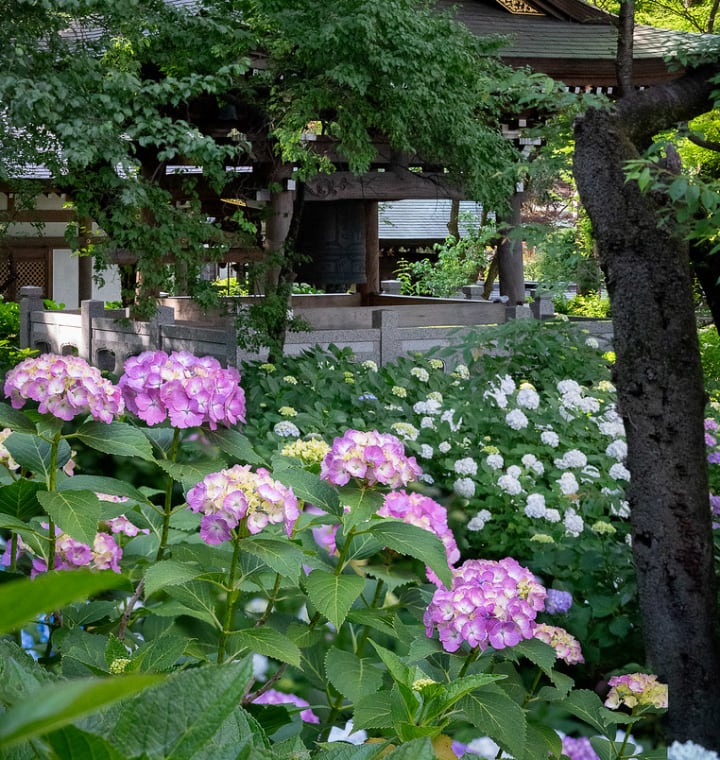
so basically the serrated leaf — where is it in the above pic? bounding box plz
[304,569,365,628]
[368,641,412,689]
[232,628,301,667]
[75,421,155,462]
[272,464,342,516]
[0,402,39,433]
[460,685,527,759]
[143,560,205,598]
[85,661,260,760]
[0,479,44,521]
[365,520,452,589]
[37,490,102,546]
[314,743,383,760]
[523,721,563,760]
[325,648,384,702]
[57,474,147,504]
[129,636,188,673]
[4,432,72,479]
[341,488,385,530]
[164,581,221,628]
[590,737,630,760]
[0,674,163,747]
[241,537,306,582]
[206,428,265,465]
[562,689,610,734]
[346,608,398,638]
[157,459,224,489]
[512,637,559,675]
[352,690,395,729]
[383,737,436,759]
[47,725,126,760]
[47,726,126,760]
[0,570,127,635]
[444,673,506,706]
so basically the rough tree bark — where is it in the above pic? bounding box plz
[573,65,720,748]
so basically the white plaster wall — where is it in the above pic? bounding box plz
[52,249,122,309]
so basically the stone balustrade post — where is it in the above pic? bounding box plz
[80,300,106,365]
[373,309,399,365]
[19,286,45,350]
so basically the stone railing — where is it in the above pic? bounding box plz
[18,285,570,371]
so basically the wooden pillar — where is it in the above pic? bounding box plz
[77,216,94,303]
[497,187,526,305]
[261,189,295,293]
[359,200,380,303]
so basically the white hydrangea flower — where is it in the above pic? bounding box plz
[485,453,504,470]
[564,508,584,537]
[516,384,540,410]
[541,430,560,448]
[427,391,443,403]
[544,508,562,523]
[419,444,434,459]
[605,439,628,460]
[554,449,588,469]
[411,367,430,382]
[420,416,436,429]
[585,336,600,349]
[454,457,478,476]
[557,472,579,496]
[498,474,523,495]
[438,441,452,454]
[413,399,442,415]
[506,464,522,479]
[441,408,462,431]
[609,462,631,481]
[467,509,492,531]
[611,500,631,518]
[506,409,529,430]
[428,359,444,370]
[499,375,516,395]
[580,464,601,481]
[578,396,601,414]
[668,741,719,760]
[557,379,582,396]
[521,453,544,475]
[361,360,378,372]
[453,364,470,380]
[524,493,547,518]
[453,477,476,499]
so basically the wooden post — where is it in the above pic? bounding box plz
[359,201,380,304]
[19,285,45,350]
[497,187,526,305]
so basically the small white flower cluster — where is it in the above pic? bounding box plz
[554,449,588,469]
[505,408,529,431]
[467,509,492,531]
[668,741,720,760]
[454,477,476,499]
[390,422,419,441]
[411,367,430,382]
[454,457,478,476]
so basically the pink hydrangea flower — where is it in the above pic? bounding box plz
[4,354,124,423]
[118,350,246,430]
[251,688,319,724]
[604,673,668,710]
[320,429,422,489]
[29,525,122,576]
[186,464,299,544]
[378,490,459,584]
[423,557,547,653]
[534,623,584,665]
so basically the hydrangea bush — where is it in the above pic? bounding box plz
[0,333,678,759]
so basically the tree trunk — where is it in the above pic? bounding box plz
[573,72,720,748]
[497,189,525,304]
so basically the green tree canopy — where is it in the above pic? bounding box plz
[1,0,565,312]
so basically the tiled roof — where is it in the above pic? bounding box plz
[443,0,716,71]
[379,199,484,242]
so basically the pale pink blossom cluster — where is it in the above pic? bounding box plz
[423,557,547,653]
[186,464,299,545]
[320,429,422,489]
[29,527,122,576]
[604,672,668,710]
[379,490,460,584]
[4,354,123,423]
[533,623,584,664]
[251,688,319,723]
[118,350,245,429]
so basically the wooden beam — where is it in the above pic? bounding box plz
[305,170,465,202]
